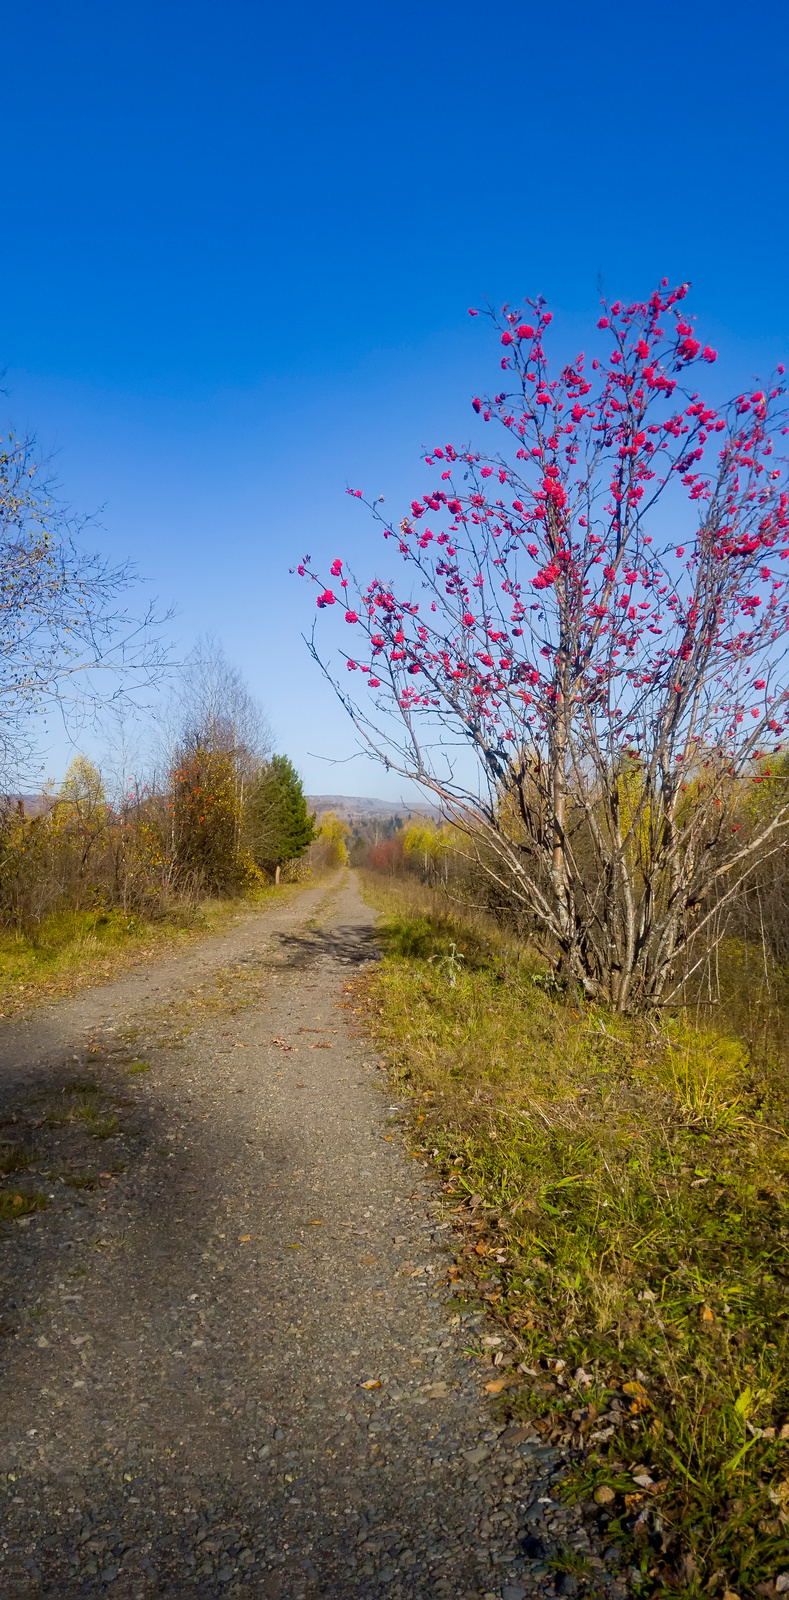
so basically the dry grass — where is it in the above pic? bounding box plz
[356,870,789,1600]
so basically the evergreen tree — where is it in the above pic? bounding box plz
[246,756,315,880]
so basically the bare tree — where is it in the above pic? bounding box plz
[171,634,271,775]
[0,425,170,786]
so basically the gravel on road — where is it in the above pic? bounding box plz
[0,872,622,1599]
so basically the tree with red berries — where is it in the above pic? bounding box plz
[300,284,789,1011]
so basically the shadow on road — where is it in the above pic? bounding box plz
[274,924,380,969]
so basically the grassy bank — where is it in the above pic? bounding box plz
[356,872,789,1600]
[0,876,314,1019]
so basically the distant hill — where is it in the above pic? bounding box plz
[3,794,52,818]
[306,794,439,822]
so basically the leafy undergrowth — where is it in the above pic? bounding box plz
[356,873,789,1600]
[0,875,315,1019]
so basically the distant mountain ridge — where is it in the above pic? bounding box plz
[306,794,438,822]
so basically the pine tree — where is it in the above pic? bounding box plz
[246,756,315,881]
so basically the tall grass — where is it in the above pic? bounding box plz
[357,871,789,1600]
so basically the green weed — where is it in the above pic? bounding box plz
[0,1144,37,1176]
[0,1191,47,1221]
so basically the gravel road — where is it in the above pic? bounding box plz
[0,872,621,1600]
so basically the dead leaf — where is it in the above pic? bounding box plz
[308,1220,323,1226]
[475,1240,489,1256]
[700,1305,715,1322]
[237,1235,251,1242]
[623,1379,652,1413]
[484,1373,518,1395]
[361,1378,381,1390]
[310,1042,332,1050]
[271,1038,297,1051]
[362,1256,377,1265]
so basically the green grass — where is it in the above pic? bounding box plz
[0,1191,47,1221]
[0,1143,38,1176]
[357,872,789,1600]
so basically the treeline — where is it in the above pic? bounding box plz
[0,640,348,930]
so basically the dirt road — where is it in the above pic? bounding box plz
[0,873,605,1599]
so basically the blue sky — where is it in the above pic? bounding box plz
[2,0,787,797]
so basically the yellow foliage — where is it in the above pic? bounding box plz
[318,810,350,866]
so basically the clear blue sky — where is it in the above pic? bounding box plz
[2,0,787,797]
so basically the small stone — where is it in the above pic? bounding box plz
[500,1425,535,1448]
[378,1567,396,1582]
[216,1566,235,1582]
[100,1567,119,1583]
[594,1485,616,1506]
[775,1583,789,1598]
[464,1446,491,1466]
[556,1577,578,1597]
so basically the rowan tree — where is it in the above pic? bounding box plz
[301,282,789,1011]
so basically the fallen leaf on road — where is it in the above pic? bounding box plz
[360,1379,381,1389]
[362,1256,377,1264]
[271,1039,297,1051]
[237,1235,251,1242]
[295,1081,306,1088]
[234,1043,246,1049]
[286,1244,300,1250]
[484,1374,518,1395]
[310,1042,332,1050]
[309,1219,323,1226]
